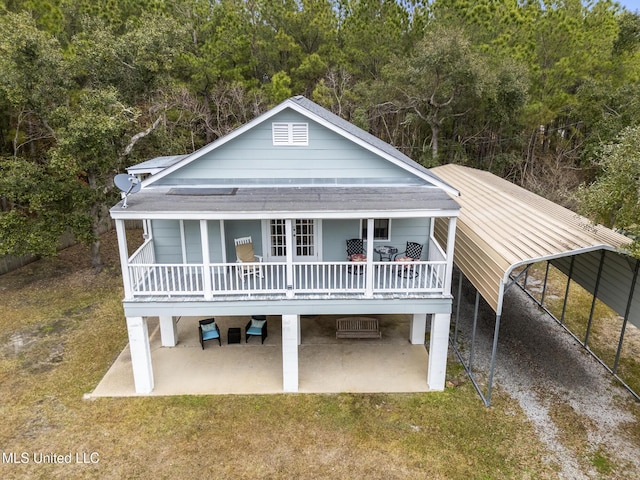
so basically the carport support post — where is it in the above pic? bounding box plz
[159,316,178,347]
[282,314,299,392]
[485,314,502,405]
[126,316,154,394]
[560,256,575,325]
[427,313,451,391]
[469,290,480,369]
[614,259,640,373]
[453,269,463,343]
[584,250,606,347]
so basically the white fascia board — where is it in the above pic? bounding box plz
[110,208,461,221]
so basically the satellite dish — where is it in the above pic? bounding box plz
[114,174,141,208]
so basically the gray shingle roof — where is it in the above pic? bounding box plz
[110,186,459,218]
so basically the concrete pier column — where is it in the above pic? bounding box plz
[410,313,427,344]
[282,314,300,392]
[126,316,154,394]
[159,316,178,347]
[427,313,451,391]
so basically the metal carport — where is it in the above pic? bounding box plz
[430,164,638,405]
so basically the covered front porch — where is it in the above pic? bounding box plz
[115,215,456,300]
[90,315,432,396]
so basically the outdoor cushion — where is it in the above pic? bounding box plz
[250,318,266,329]
[246,326,263,336]
[201,321,218,332]
[202,330,219,341]
[236,243,257,262]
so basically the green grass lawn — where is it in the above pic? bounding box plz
[0,233,568,479]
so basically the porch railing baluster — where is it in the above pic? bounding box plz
[126,256,447,297]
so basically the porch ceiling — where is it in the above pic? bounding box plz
[110,185,460,219]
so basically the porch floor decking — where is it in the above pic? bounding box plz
[89,315,430,397]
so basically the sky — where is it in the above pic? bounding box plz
[617,0,640,12]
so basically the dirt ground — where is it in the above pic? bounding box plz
[452,271,640,479]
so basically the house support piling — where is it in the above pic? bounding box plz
[427,313,451,390]
[410,313,427,344]
[282,314,300,392]
[126,316,154,394]
[159,315,178,347]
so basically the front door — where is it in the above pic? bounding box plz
[264,219,320,261]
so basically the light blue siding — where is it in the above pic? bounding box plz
[154,109,422,185]
[322,218,431,261]
[223,220,264,261]
[184,221,202,263]
[151,217,431,264]
[152,220,225,263]
[323,219,361,261]
[207,221,224,263]
[384,218,431,260]
[152,220,182,263]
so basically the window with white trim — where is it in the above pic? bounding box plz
[361,219,391,241]
[272,122,309,146]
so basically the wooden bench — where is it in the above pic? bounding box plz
[336,317,381,339]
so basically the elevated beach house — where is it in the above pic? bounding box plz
[110,96,460,394]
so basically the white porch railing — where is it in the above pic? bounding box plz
[129,264,205,296]
[127,257,447,298]
[129,238,155,265]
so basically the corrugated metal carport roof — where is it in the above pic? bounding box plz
[431,164,632,314]
[431,164,640,405]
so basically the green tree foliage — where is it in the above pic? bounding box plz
[1,0,639,265]
[578,126,640,256]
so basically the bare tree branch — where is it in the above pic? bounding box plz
[122,115,163,157]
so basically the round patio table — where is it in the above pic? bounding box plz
[374,245,398,261]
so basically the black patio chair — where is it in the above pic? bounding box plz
[245,315,268,344]
[393,242,424,278]
[199,318,221,349]
[345,238,365,261]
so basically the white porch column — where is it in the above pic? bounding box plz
[365,218,375,297]
[200,220,213,300]
[126,316,154,394]
[285,219,294,298]
[115,219,133,299]
[427,313,451,391]
[282,314,300,392]
[219,220,227,263]
[410,313,427,344]
[159,316,178,347]
[444,217,457,294]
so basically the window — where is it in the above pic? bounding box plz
[270,219,287,257]
[272,123,308,146]
[361,219,391,241]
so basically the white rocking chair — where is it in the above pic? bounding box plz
[234,236,264,282]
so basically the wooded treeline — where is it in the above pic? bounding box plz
[1,0,639,267]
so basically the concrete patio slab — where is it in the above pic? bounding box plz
[89,314,431,397]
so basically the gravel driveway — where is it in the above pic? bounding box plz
[452,273,640,479]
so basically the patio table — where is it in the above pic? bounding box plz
[374,245,398,261]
